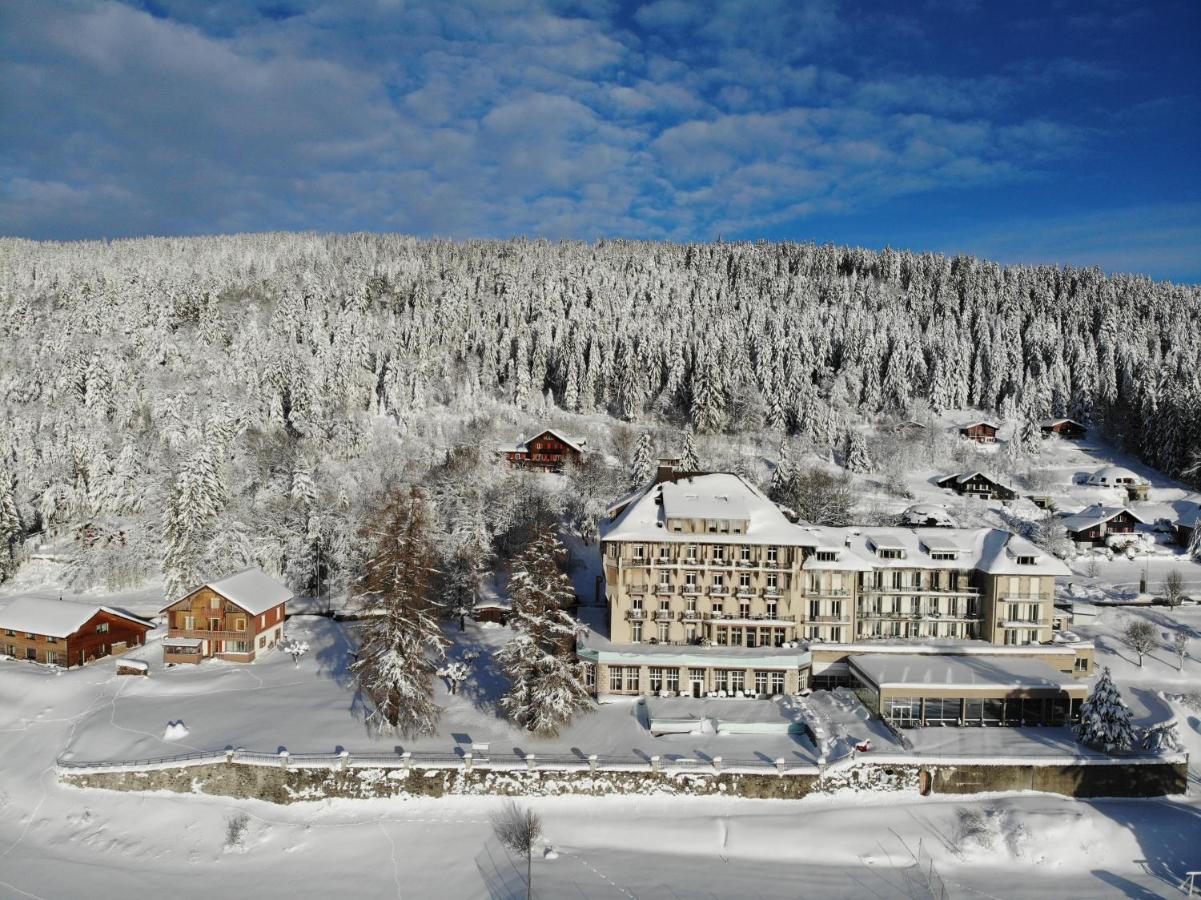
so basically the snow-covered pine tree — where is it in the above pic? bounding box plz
[630,431,656,489]
[352,486,448,737]
[768,441,793,503]
[1140,718,1182,753]
[0,467,22,582]
[843,428,873,473]
[440,545,482,630]
[1074,667,1135,753]
[680,425,700,471]
[690,356,724,433]
[496,524,591,735]
[162,445,226,596]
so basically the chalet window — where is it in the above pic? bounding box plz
[276,608,282,622]
[47,636,57,644]
[25,632,35,639]
[227,641,249,653]
[46,651,59,666]
[183,614,194,630]
[210,597,220,609]
[96,622,109,633]
[232,616,246,632]
[259,636,266,648]
[4,629,13,636]
[259,614,266,628]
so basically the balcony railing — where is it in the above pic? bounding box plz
[799,614,849,624]
[653,609,674,621]
[655,584,672,594]
[709,587,730,596]
[168,628,252,641]
[1002,594,1049,601]
[626,609,646,620]
[679,610,701,621]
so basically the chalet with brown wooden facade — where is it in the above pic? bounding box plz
[1039,418,1087,440]
[0,598,152,668]
[958,420,1000,443]
[1059,505,1145,547]
[161,568,291,664]
[936,471,1017,501]
[497,428,586,472]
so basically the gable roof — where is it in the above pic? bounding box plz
[0,598,153,639]
[524,428,585,453]
[937,471,1013,491]
[1040,417,1086,429]
[959,420,1000,430]
[167,568,292,616]
[1059,504,1145,533]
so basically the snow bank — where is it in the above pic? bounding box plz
[162,721,189,741]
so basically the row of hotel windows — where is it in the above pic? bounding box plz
[606,666,787,695]
[882,696,1080,727]
[628,622,789,646]
[633,571,783,590]
[628,544,781,562]
[857,598,979,616]
[857,621,973,639]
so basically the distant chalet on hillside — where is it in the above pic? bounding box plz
[497,428,586,472]
[0,598,152,668]
[1059,505,1145,546]
[958,420,1000,443]
[936,471,1016,501]
[1039,418,1087,440]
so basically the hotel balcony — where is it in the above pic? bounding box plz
[653,609,674,622]
[678,609,701,621]
[798,614,850,624]
[626,609,647,620]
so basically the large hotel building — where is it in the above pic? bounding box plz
[579,472,1094,721]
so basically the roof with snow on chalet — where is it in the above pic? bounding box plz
[850,653,1085,694]
[1039,417,1086,428]
[1059,504,1145,533]
[900,503,957,526]
[0,597,154,639]
[501,428,586,454]
[937,470,1014,490]
[958,419,1000,429]
[602,473,799,545]
[167,568,292,616]
[1085,466,1147,486]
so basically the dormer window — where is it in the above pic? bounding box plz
[1016,555,1036,565]
[815,551,837,562]
[930,551,957,561]
[878,549,903,560]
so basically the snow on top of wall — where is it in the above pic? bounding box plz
[0,597,151,639]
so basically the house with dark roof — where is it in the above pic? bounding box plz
[497,428,586,472]
[1059,505,1145,546]
[160,568,291,664]
[958,420,1000,443]
[936,471,1017,501]
[0,598,153,668]
[1039,418,1087,440]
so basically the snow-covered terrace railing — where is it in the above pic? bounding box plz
[56,746,1186,776]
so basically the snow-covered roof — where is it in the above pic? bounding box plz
[163,636,203,649]
[958,420,1000,430]
[850,653,1084,694]
[170,568,292,616]
[814,639,1090,657]
[602,473,799,545]
[1039,418,1085,428]
[1059,504,1144,533]
[0,598,153,639]
[939,470,1011,490]
[803,527,1070,576]
[661,478,751,522]
[1085,466,1147,486]
[900,504,957,527]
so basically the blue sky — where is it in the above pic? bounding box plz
[2,0,1199,280]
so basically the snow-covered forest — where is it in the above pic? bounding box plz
[0,232,1198,597]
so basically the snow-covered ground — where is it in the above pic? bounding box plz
[2,419,1200,898]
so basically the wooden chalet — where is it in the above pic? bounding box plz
[1059,505,1145,547]
[161,568,291,665]
[0,598,152,668]
[1040,418,1087,440]
[498,428,586,472]
[958,420,1000,443]
[936,471,1016,501]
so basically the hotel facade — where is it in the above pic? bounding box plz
[580,473,1093,705]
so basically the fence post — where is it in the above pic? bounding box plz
[650,755,661,773]
[463,752,473,773]
[712,756,722,773]
[225,748,235,764]
[401,751,412,773]
[279,750,290,770]
[775,757,786,776]
[525,753,536,772]
[588,754,598,774]
[339,749,350,771]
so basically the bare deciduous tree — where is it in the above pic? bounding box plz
[1173,632,1190,671]
[491,801,542,900]
[1124,619,1157,667]
[1160,569,1185,608]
